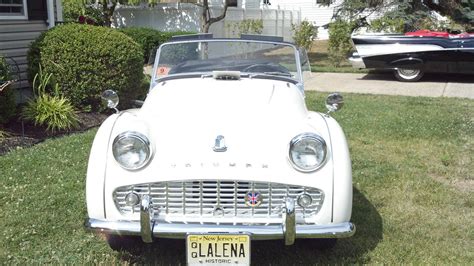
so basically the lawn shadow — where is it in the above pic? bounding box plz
[118,187,382,264]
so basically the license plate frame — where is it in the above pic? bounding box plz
[186,233,251,266]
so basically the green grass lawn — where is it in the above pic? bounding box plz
[309,40,369,73]
[1,93,473,264]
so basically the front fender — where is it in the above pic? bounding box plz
[86,114,120,220]
[323,115,352,223]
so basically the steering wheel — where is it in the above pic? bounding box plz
[242,63,290,74]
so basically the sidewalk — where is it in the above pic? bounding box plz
[305,72,474,100]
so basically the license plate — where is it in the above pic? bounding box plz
[186,234,250,265]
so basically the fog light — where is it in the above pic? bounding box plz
[125,193,140,206]
[297,193,312,208]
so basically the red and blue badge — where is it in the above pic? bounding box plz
[245,191,262,207]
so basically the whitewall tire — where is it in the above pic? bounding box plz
[394,68,424,82]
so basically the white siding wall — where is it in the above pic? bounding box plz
[269,0,341,39]
[113,3,301,41]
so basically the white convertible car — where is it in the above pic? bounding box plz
[85,34,354,264]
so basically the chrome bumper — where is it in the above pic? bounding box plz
[85,194,355,245]
[85,218,355,241]
[349,54,366,69]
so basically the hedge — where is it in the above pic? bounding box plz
[119,27,195,63]
[28,24,145,111]
[0,55,16,124]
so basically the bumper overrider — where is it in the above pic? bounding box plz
[85,196,355,245]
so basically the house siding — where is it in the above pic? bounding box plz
[0,20,48,99]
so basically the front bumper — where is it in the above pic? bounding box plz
[86,191,355,245]
[349,53,366,69]
[85,218,355,241]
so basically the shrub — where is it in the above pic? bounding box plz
[120,28,196,64]
[369,17,405,33]
[328,19,355,67]
[119,27,163,63]
[226,19,264,37]
[291,20,318,50]
[0,55,16,124]
[22,68,78,132]
[28,24,144,111]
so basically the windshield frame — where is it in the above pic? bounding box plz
[151,38,303,86]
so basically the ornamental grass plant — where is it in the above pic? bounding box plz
[22,67,78,132]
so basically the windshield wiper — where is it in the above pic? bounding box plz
[261,72,293,77]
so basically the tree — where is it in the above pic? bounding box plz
[324,0,473,31]
[63,0,157,27]
[193,0,230,33]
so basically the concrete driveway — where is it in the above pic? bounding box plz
[305,72,474,99]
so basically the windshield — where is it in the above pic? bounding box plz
[151,40,303,85]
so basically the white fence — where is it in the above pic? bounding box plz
[113,4,301,42]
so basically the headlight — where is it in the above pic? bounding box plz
[112,131,151,170]
[289,133,327,172]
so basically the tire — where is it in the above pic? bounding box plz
[106,234,143,253]
[394,68,424,82]
[298,238,338,250]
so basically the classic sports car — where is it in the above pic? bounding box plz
[349,30,474,81]
[85,34,354,263]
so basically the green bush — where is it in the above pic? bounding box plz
[119,27,163,63]
[369,17,405,33]
[226,19,264,37]
[291,20,318,50]
[328,19,355,67]
[22,68,78,132]
[28,24,144,111]
[0,55,16,124]
[119,28,196,63]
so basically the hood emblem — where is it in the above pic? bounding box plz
[245,191,262,207]
[213,135,227,152]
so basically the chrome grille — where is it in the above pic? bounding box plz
[113,180,324,225]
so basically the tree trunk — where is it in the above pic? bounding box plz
[200,0,229,33]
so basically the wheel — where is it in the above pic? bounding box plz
[394,68,424,82]
[298,238,338,250]
[106,234,143,253]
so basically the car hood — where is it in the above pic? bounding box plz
[108,78,331,182]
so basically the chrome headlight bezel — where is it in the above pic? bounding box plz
[288,133,327,173]
[112,131,152,171]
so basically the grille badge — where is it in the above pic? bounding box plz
[213,135,227,152]
[245,191,262,207]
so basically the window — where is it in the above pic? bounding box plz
[227,0,237,7]
[0,0,27,19]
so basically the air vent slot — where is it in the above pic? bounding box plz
[212,71,241,80]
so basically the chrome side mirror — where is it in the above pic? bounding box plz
[101,89,119,113]
[325,93,344,114]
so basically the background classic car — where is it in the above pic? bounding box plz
[349,30,474,82]
[85,35,355,263]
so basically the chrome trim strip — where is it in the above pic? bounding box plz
[283,198,296,245]
[140,195,153,243]
[85,219,355,242]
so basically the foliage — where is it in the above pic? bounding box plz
[1,94,473,263]
[322,0,473,32]
[291,20,318,50]
[0,55,16,124]
[22,68,79,132]
[28,23,145,111]
[226,19,264,37]
[119,28,195,63]
[369,16,405,33]
[328,20,355,67]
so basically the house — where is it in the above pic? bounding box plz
[0,0,63,98]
